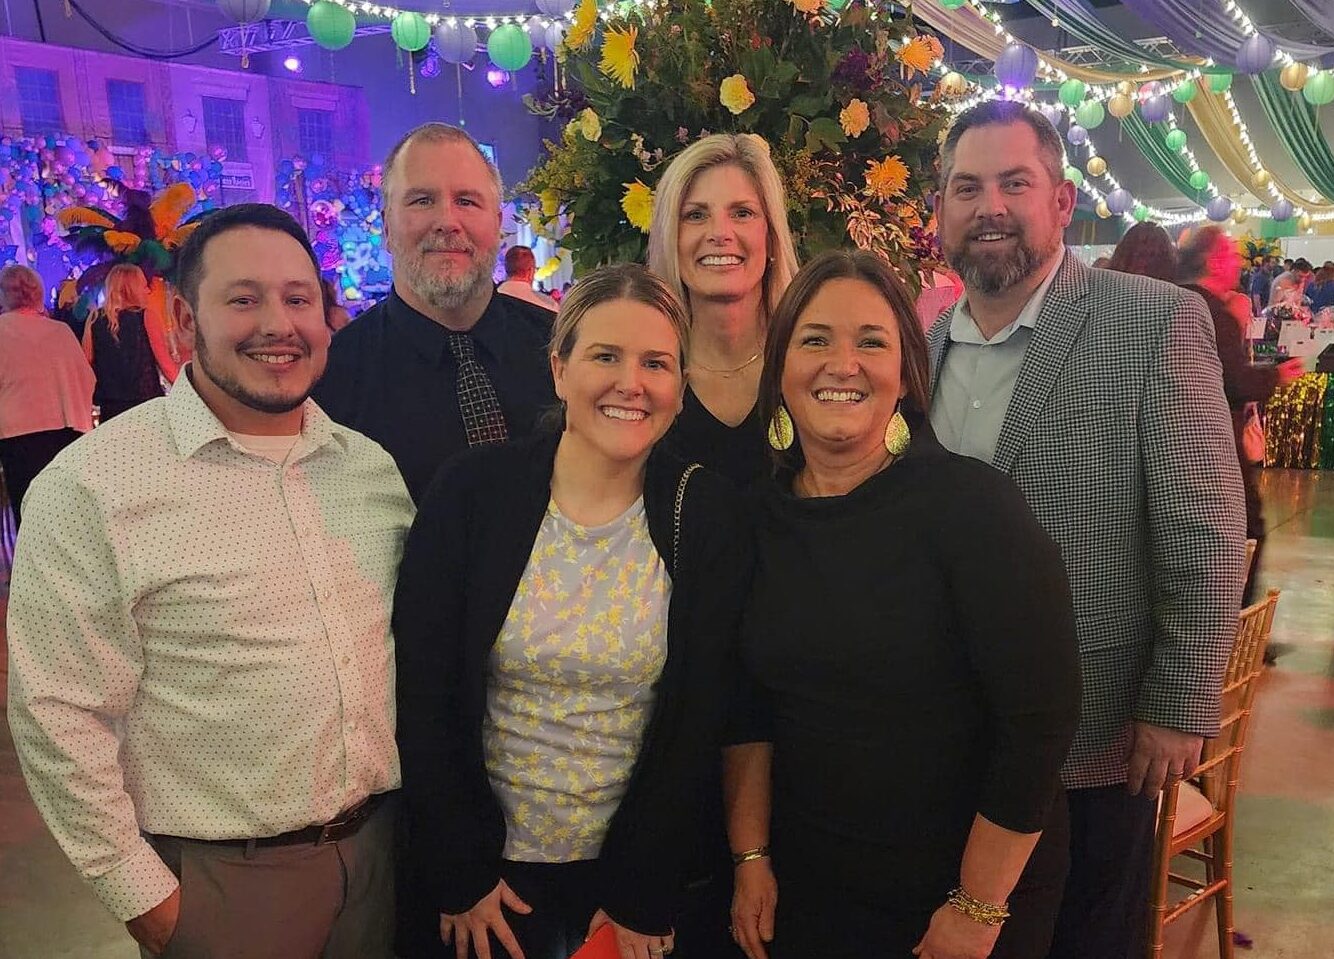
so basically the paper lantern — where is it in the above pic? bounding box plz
[939,72,969,98]
[1067,124,1088,146]
[1270,198,1294,221]
[1206,196,1233,222]
[938,0,968,9]
[1231,207,1249,225]
[1095,199,1111,219]
[1279,62,1310,92]
[487,23,533,71]
[1140,95,1170,124]
[307,1,356,50]
[1065,166,1084,187]
[1298,213,1313,230]
[1207,73,1233,93]
[545,21,566,52]
[1138,81,1165,101]
[526,17,548,50]
[217,0,270,23]
[1237,34,1275,75]
[1165,128,1187,152]
[1106,188,1133,215]
[1116,81,1135,96]
[436,21,478,63]
[1108,94,1134,119]
[1086,156,1107,177]
[1189,170,1210,191]
[1303,71,1334,107]
[1058,79,1087,108]
[1037,103,1064,128]
[1171,81,1198,104]
[1133,204,1149,223]
[1252,169,1271,189]
[995,43,1038,90]
[1075,100,1105,129]
[391,12,430,52]
[536,0,575,15]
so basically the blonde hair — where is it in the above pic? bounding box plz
[646,134,799,324]
[551,264,690,367]
[102,264,151,338]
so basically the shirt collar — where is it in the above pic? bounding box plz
[387,285,507,366]
[166,364,350,461]
[949,249,1065,346]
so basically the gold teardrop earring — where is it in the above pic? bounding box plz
[884,407,911,457]
[767,405,795,451]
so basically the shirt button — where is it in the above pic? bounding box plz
[971,399,982,409]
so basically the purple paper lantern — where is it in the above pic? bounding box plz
[435,21,478,64]
[1037,103,1063,128]
[1067,124,1088,146]
[1140,95,1170,124]
[1270,198,1294,221]
[1206,196,1233,222]
[1105,189,1134,215]
[1237,34,1275,75]
[995,43,1039,90]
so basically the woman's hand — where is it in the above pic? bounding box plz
[586,909,675,959]
[730,858,778,959]
[912,903,1002,959]
[440,880,533,959]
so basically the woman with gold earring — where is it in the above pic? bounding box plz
[725,251,1081,959]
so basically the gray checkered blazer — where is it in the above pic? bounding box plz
[927,253,1247,790]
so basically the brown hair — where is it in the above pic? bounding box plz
[1107,222,1179,283]
[759,250,932,472]
[939,100,1066,190]
[551,263,690,366]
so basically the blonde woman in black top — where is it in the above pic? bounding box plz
[83,264,169,420]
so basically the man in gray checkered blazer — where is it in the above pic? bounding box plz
[927,102,1246,959]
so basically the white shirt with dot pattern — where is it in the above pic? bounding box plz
[5,368,415,921]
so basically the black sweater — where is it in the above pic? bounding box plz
[393,431,752,936]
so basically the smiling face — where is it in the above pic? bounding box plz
[552,298,685,467]
[383,137,503,314]
[173,225,329,434]
[937,122,1074,295]
[676,163,769,307]
[781,277,906,463]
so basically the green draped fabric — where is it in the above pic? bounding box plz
[1120,114,1212,207]
[1022,0,1200,71]
[1252,71,1334,204]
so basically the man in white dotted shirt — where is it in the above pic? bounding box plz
[6,204,416,958]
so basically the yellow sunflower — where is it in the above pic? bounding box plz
[865,156,910,199]
[719,74,756,115]
[621,180,655,233]
[599,25,639,89]
[565,0,598,52]
[895,35,944,77]
[839,99,871,138]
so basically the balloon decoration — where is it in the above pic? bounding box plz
[1165,128,1188,152]
[1207,73,1233,93]
[1074,100,1105,129]
[1064,166,1084,187]
[1172,81,1197,104]
[536,0,576,15]
[1095,199,1111,218]
[1237,34,1275,75]
[1108,94,1134,119]
[1271,198,1294,221]
[307,1,356,50]
[1206,195,1233,221]
[1086,156,1107,177]
[1140,95,1170,124]
[391,12,431,51]
[994,43,1038,90]
[1279,63,1310,93]
[1067,124,1088,146]
[1252,169,1271,189]
[436,21,479,64]
[1059,79,1087,108]
[1105,188,1134,215]
[1304,71,1334,107]
[488,23,534,71]
[939,72,969,98]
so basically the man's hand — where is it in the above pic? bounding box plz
[126,887,181,957]
[1126,722,1203,797]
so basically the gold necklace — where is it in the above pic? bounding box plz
[694,351,761,377]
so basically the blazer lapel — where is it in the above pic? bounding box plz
[927,311,952,392]
[992,253,1093,473]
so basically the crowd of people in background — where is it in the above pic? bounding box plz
[2,100,1279,959]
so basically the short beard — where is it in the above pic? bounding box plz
[945,227,1062,296]
[193,332,310,415]
[400,245,498,311]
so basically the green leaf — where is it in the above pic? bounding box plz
[788,93,830,118]
[806,116,847,152]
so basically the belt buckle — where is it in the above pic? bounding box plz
[316,797,369,845]
[317,821,340,845]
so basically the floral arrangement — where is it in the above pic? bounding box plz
[1239,233,1282,266]
[523,0,948,281]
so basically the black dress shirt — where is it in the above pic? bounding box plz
[313,288,557,500]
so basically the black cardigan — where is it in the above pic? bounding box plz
[393,430,752,936]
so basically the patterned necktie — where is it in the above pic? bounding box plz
[446,331,510,447]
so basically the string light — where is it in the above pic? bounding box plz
[1214,86,1334,222]
[1222,0,1298,68]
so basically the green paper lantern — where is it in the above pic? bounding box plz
[938,0,967,9]
[1058,79,1088,108]
[307,1,356,51]
[1189,170,1210,191]
[1064,165,1084,187]
[1303,71,1334,107]
[487,23,533,71]
[1171,81,1197,104]
[1165,128,1188,152]
[1133,204,1149,222]
[1207,73,1233,93]
[391,11,430,52]
[1075,100,1105,129]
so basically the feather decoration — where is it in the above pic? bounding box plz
[56,206,117,230]
[150,183,198,240]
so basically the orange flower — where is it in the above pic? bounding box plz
[789,0,823,12]
[839,99,871,138]
[895,35,944,77]
[865,155,910,199]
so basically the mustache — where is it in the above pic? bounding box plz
[418,239,475,255]
[966,220,1019,239]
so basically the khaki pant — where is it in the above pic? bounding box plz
[141,795,396,959]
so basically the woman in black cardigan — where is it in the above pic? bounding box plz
[395,264,750,959]
[725,252,1080,959]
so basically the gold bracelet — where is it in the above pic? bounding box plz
[731,846,770,866]
[946,887,1010,926]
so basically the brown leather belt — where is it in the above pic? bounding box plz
[158,792,389,849]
